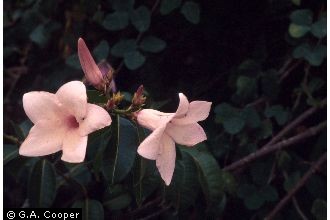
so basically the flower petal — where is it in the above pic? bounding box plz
[137,109,173,131]
[23,92,64,124]
[166,123,207,146]
[79,104,112,136]
[156,134,176,185]
[61,129,88,163]
[78,38,103,86]
[56,81,87,120]
[174,93,189,118]
[19,120,64,156]
[137,125,167,160]
[172,101,212,125]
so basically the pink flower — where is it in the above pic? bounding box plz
[19,81,112,163]
[78,38,104,88]
[137,93,212,185]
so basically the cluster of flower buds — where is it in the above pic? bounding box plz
[106,92,124,110]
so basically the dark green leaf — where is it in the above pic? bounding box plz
[72,199,104,220]
[167,152,200,210]
[284,172,301,192]
[160,0,182,15]
[66,54,81,70]
[105,116,138,183]
[28,159,56,207]
[124,50,146,70]
[311,17,327,39]
[277,151,291,170]
[293,43,309,59]
[182,148,224,202]
[112,0,134,12]
[93,40,109,62]
[110,39,136,57]
[311,199,326,220]
[288,23,310,38]
[180,1,200,24]
[264,105,289,125]
[130,6,151,32]
[241,107,261,128]
[4,144,18,166]
[215,103,245,134]
[235,76,257,101]
[103,193,132,210]
[223,117,245,134]
[304,44,327,66]
[19,120,33,138]
[140,36,167,53]
[290,9,313,25]
[29,24,47,47]
[259,185,278,202]
[256,120,273,139]
[102,11,129,31]
[237,184,257,198]
[244,192,264,210]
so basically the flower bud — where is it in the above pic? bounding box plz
[97,60,117,93]
[78,38,104,90]
[132,85,146,106]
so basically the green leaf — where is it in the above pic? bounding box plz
[304,44,327,66]
[241,107,261,128]
[288,23,310,38]
[284,172,301,192]
[111,39,136,57]
[28,159,56,207]
[124,50,146,70]
[102,11,129,31]
[66,54,81,70]
[72,199,104,220]
[112,0,134,12]
[256,120,273,139]
[29,24,47,47]
[290,9,313,25]
[167,152,200,210]
[264,105,289,125]
[87,90,108,104]
[311,199,327,220]
[293,43,309,59]
[235,76,257,101]
[19,120,33,138]
[291,0,301,6]
[60,164,91,186]
[277,151,291,170]
[181,1,200,24]
[130,6,151,32]
[223,117,245,135]
[160,0,182,15]
[103,193,132,210]
[105,116,138,183]
[139,36,167,53]
[311,17,326,39]
[182,148,224,202]
[4,144,18,166]
[245,192,264,210]
[259,185,278,202]
[93,40,109,62]
[214,103,245,134]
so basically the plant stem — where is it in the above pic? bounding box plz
[223,121,326,171]
[265,153,326,220]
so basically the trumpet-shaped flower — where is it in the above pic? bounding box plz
[19,81,112,163]
[137,93,212,185]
